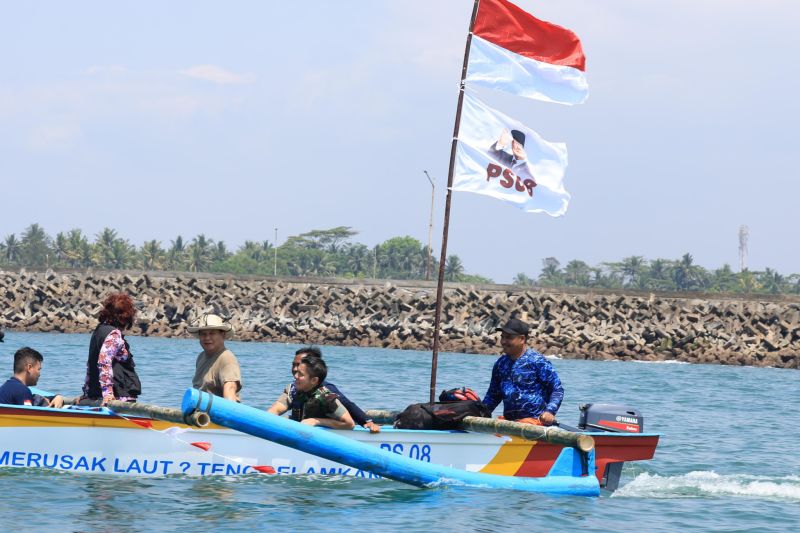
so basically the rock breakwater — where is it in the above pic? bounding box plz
[1,269,798,369]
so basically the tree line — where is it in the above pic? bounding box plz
[513,254,800,295]
[3,224,798,295]
[0,223,489,283]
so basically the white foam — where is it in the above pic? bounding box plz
[614,471,800,501]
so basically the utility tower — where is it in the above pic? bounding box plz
[738,225,749,272]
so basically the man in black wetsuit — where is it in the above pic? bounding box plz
[292,347,381,433]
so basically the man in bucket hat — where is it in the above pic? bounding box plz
[189,313,242,401]
[482,318,564,425]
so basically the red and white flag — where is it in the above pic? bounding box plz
[452,92,570,216]
[466,0,588,105]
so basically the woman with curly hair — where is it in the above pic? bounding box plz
[81,292,141,404]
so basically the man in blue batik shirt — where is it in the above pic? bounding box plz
[482,318,564,425]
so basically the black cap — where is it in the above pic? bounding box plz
[496,318,530,336]
[510,129,526,147]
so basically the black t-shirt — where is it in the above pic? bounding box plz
[0,377,34,405]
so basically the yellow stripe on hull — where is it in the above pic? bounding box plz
[479,436,536,475]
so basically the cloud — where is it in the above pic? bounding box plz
[179,65,254,85]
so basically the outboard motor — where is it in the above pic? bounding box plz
[578,403,644,433]
[578,403,644,491]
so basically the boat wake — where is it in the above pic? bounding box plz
[614,471,800,501]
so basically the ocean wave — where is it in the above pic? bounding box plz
[614,471,800,501]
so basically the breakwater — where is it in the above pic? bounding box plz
[1,269,798,369]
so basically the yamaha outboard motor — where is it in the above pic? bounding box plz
[579,403,644,433]
[578,403,644,491]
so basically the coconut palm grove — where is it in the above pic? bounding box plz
[2,223,798,295]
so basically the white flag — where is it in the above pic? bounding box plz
[453,92,570,216]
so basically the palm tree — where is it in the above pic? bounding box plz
[738,269,759,294]
[239,241,264,262]
[672,253,699,291]
[211,241,230,264]
[710,264,738,293]
[346,244,370,277]
[2,234,20,265]
[186,234,214,272]
[140,240,165,270]
[94,227,119,268]
[512,273,535,286]
[786,273,800,295]
[53,232,69,265]
[444,255,465,281]
[538,257,562,286]
[19,223,52,267]
[110,239,135,269]
[645,258,673,290]
[64,229,91,268]
[758,268,784,294]
[563,259,591,287]
[589,267,621,289]
[619,255,647,287]
[166,236,186,270]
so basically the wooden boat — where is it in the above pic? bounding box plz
[0,394,658,495]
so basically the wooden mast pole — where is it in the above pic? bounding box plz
[429,0,481,403]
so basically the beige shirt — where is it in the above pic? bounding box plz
[192,348,242,399]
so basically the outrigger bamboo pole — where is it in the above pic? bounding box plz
[363,410,594,451]
[429,0,482,404]
[65,397,210,427]
[460,417,595,452]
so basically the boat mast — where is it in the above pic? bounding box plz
[429,0,481,403]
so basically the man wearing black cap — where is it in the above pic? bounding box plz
[489,128,536,186]
[482,318,564,425]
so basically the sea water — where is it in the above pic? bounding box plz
[0,331,797,532]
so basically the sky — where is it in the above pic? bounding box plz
[1,1,799,283]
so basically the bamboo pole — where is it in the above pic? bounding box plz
[429,0,482,403]
[460,417,594,452]
[364,410,594,451]
[65,397,209,427]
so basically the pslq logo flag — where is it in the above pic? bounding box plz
[452,92,570,216]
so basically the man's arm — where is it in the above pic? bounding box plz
[266,388,290,415]
[266,401,288,415]
[302,410,355,430]
[325,382,378,431]
[222,381,239,402]
[482,361,503,413]
[538,358,564,419]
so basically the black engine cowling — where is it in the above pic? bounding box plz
[578,403,644,433]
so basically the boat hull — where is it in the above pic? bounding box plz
[0,404,658,487]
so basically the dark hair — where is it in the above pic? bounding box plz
[298,354,327,384]
[14,347,43,373]
[98,292,136,329]
[295,346,322,358]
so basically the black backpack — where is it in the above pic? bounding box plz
[394,401,491,430]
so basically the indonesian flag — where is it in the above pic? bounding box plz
[452,92,570,216]
[466,0,588,105]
